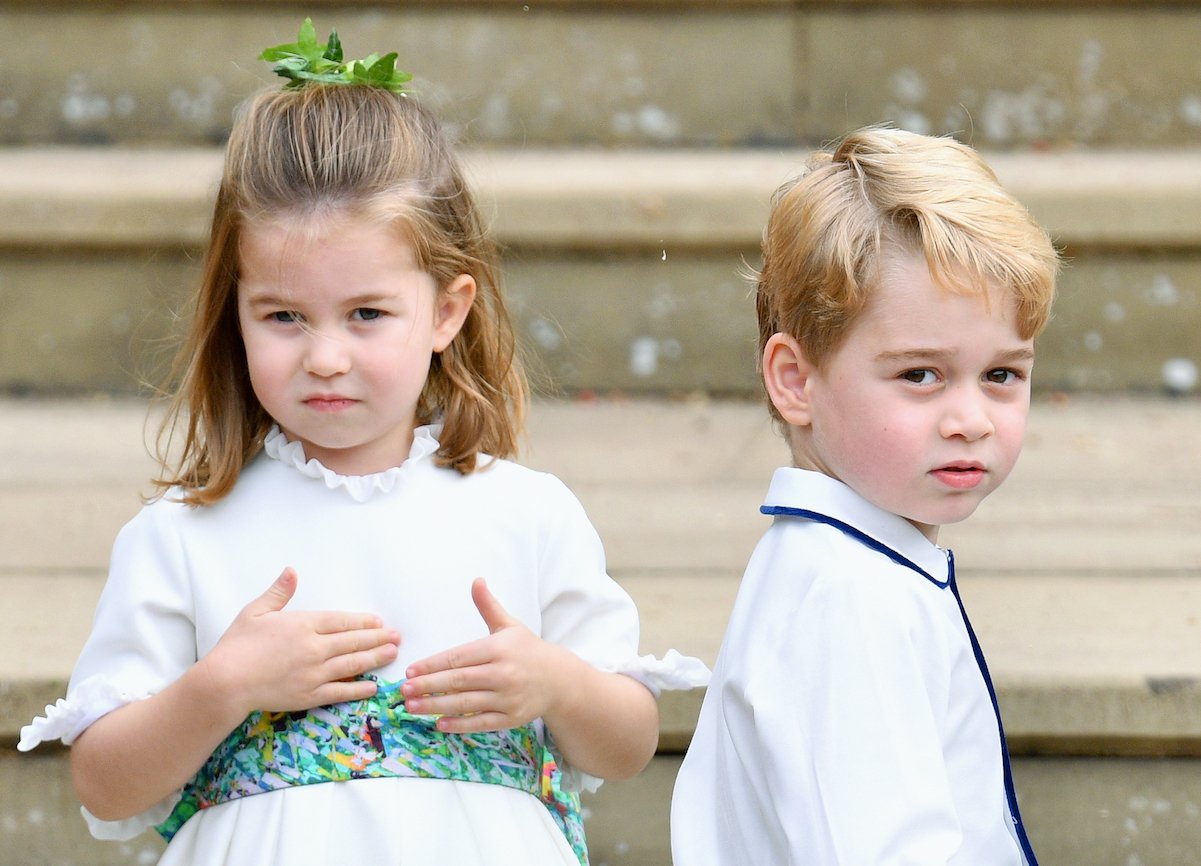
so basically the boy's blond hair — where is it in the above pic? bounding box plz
[155,85,526,505]
[755,127,1058,418]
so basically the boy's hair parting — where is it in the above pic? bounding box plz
[754,126,1059,418]
[154,84,527,505]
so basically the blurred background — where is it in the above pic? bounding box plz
[1,1,1199,864]
[1,0,1199,395]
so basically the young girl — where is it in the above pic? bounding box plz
[20,23,706,866]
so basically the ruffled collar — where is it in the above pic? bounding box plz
[262,424,442,502]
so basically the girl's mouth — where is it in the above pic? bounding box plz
[304,396,357,412]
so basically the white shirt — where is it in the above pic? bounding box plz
[22,425,705,866]
[671,468,1036,866]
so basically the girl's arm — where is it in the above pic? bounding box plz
[403,578,660,781]
[72,568,401,821]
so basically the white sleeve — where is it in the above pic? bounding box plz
[532,474,708,790]
[746,570,962,864]
[19,499,197,839]
[534,473,708,690]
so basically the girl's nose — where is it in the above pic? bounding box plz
[302,330,352,377]
[939,387,994,441]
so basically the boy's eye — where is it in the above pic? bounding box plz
[985,368,1020,385]
[900,369,937,385]
[353,308,383,322]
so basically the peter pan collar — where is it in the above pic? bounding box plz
[761,467,951,587]
[263,424,442,503]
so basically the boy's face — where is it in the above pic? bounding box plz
[796,250,1034,542]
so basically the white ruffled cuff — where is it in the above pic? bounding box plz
[21,676,183,840]
[553,650,711,793]
[604,648,712,698]
[83,794,180,841]
[18,676,150,751]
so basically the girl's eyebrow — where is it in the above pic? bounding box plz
[242,291,401,308]
[242,291,291,308]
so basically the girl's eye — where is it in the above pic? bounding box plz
[900,369,937,386]
[271,311,299,324]
[353,308,383,322]
[985,368,1020,385]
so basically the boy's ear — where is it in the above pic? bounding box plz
[762,332,815,427]
[432,274,477,353]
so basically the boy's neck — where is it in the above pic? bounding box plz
[787,432,942,545]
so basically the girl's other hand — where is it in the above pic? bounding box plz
[200,568,401,718]
[402,578,575,733]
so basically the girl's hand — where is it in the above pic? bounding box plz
[200,567,401,719]
[402,578,575,733]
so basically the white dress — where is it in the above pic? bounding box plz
[671,468,1036,866]
[22,424,707,866]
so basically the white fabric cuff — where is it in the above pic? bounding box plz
[603,649,712,698]
[82,794,180,841]
[18,676,150,751]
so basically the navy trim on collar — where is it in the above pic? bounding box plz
[760,505,949,589]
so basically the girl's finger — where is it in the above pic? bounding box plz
[313,676,381,706]
[325,642,399,682]
[321,627,401,660]
[471,578,520,634]
[405,689,496,718]
[433,711,510,734]
[405,636,495,679]
[312,610,385,634]
[246,568,298,615]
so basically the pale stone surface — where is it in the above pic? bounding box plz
[3,235,1200,395]
[7,5,1201,149]
[806,7,1201,148]
[584,756,1201,866]
[0,8,793,147]
[6,148,1201,249]
[3,395,1200,744]
[6,750,1201,866]
[2,148,1200,394]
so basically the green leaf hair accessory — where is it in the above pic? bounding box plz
[259,18,413,93]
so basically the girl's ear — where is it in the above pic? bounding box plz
[762,332,815,427]
[432,274,477,353]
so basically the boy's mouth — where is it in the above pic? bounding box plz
[930,463,986,490]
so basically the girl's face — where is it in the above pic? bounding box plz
[237,214,474,476]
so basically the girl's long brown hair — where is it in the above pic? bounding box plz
[154,85,526,505]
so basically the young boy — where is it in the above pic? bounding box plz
[671,127,1058,865]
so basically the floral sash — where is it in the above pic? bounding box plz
[155,677,587,864]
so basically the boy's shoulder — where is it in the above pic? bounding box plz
[744,467,957,633]
[759,468,949,581]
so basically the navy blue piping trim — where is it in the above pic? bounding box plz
[762,505,1039,865]
[759,506,949,588]
[946,552,1039,866]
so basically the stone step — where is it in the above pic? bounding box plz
[3,394,1200,752]
[2,394,1199,865]
[6,749,1199,865]
[2,147,1199,395]
[6,1,1201,149]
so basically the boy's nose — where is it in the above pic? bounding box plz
[302,331,352,377]
[939,387,994,441]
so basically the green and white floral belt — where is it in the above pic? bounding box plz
[155,676,587,865]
